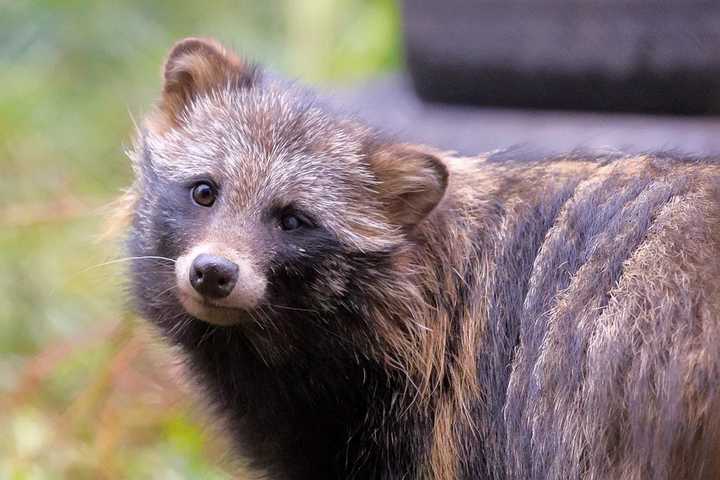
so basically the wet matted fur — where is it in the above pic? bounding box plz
[124,38,720,479]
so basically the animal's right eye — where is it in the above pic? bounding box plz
[191,182,217,207]
[280,214,302,231]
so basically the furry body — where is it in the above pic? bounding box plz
[127,39,720,479]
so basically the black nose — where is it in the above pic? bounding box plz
[189,254,239,299]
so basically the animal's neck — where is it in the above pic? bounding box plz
[179,319,435,479]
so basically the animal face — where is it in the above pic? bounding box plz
[129,38,448,331]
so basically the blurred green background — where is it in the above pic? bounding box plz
[0,1,400,478]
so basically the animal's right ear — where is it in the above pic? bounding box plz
[148,37,256,134]
[368,143,449,230]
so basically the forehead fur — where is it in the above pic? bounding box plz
[134,81,403,251]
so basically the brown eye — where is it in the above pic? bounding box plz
[191,182,216,207]
[280,214,302,231]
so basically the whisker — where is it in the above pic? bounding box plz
[68,255,177,281]
[265,303,318,314]
[248,310,267,331]
[52,256,177,297]
[196,323,220,349]
[86,255,176,270]
[154,284,179,298]
[166,311,194,339]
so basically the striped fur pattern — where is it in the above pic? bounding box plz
[125,38,720,479]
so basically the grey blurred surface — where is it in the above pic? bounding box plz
[334,75,720,156]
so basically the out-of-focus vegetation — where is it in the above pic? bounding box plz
[0,2,400,478]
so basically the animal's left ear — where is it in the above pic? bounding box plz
[369,144,449,228]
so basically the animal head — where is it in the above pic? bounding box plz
[128,38,448,347]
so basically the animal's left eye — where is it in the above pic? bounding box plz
[280,214,303,231]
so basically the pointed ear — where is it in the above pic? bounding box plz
[369,144,449,228]
[149,37,255,133]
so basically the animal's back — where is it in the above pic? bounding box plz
[458,153,720,479]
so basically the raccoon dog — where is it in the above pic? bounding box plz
[126,38,720,479]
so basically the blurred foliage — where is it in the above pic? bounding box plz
[0,1,401,478]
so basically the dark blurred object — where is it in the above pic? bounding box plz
[402,0,720,114]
